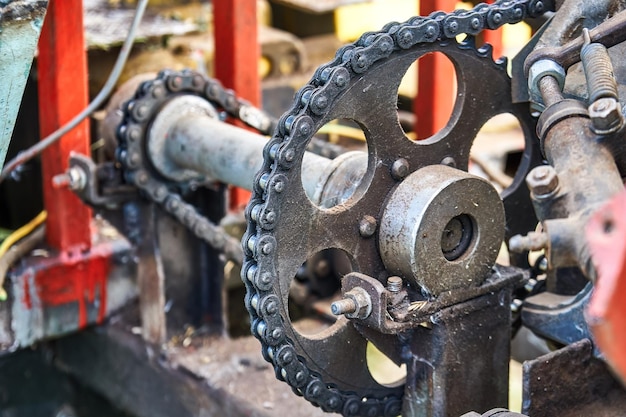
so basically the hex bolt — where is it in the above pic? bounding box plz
[580,29,625,135]
[526,165,559,197]
[359,215,377,237]
[331,298,357,315]
[387,276,403,293]
[589,97,624,135]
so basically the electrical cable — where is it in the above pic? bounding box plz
[0,0,149,183]
[0,211,47,301]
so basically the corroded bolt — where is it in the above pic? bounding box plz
[526,165,558,197]
[391,158,410,180]
[589,97,624,134]
[331,287,372,319]
[387,276,403,293]
[508,231,549,253]
[331,298,357,315]
[359,215,377,237]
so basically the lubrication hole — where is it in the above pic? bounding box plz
[470,113,524,193]
[366,342,406,387]
[290,248,354,337]
[441,214,474,261]
[302,118,370,210]
[399,52,457,141]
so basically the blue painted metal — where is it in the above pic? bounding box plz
[0,1,48,170]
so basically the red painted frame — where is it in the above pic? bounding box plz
[38,0,92,251]
[24,0,111,328]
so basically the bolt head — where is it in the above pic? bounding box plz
[589,98,624,134]
[359,215,377,237]
[391,158,410,180]
[526,165,558,197]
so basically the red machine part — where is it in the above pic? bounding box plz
[38,0,92,251]
[214,0,260,211]
[586,190,626,385]
[415,0,503,139]
[18,0,113,330]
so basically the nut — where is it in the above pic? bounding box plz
[527,60,566,105]
[526,165,558,197]
[330,287,372,319]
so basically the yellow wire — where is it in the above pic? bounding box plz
[0,211,47,301]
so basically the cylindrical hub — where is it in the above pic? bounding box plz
[147,96,335,199]
[379,165,504,296]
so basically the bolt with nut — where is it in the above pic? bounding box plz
[526,165,559,198]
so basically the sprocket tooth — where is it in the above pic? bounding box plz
[477,42,494,58]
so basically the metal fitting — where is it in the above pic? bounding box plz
[391,158,410,180]
[510,299,523,313]
[386,276,403,293]
[508,231,549,253]
[588,97,624,135]
[528,59,566,107]
[330,287,372,319]
[526,165,558,198]
[359,215,377,237]
[52,166,87,191]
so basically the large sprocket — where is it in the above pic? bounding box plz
[243,14,543,417]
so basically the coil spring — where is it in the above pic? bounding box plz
[581,41,618,103]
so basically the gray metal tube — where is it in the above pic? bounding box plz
[167,115,333,198]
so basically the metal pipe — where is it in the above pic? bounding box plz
[166,115,335,199]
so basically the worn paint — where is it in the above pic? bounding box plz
[0,0,48,169]
[10,241,113,347]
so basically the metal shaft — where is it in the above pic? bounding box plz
[167,115,334,198]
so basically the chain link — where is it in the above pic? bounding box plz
[242,1,552,416]
[117,69,276,265]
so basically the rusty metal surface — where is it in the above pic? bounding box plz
[268,0,371,14]
[84,0,197,47]
[136,203,166,345]
[525,4,626,74]
[522,339,626,417]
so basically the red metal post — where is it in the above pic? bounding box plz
[415,0,504,139]
[214,0,260,211]
[415,0,457,139]
[38,0,92,251]
[14,0,113,335]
